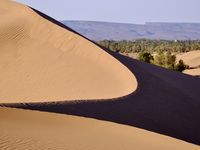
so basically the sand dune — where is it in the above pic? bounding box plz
[0,0,200,149]
[0,107,199,150]
[177,50,200,76]
[10,57,200,145]
[177,50,200,68]
[0,0,137,103]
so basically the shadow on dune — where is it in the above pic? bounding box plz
[2,8,200,146]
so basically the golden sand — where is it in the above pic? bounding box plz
[0,0,137,103]
[0,107,199,150]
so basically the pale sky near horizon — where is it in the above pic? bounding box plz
[15,0,200,24]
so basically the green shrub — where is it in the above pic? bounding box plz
[137,52,154,63]
[175,59,189,72]
[153,50,165,67]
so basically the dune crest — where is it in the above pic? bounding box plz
[0,0,137,103]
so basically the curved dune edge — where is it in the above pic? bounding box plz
[0,107,199,150]
[0,0,137,103]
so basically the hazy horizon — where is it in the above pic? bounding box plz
[62,20,200,25]
[15,0,200,24]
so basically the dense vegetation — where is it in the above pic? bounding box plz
[137,51,189,72]
[98,39,200,53]
[98,39,197,72]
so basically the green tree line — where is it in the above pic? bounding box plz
[138,51,189,72]
[98,39,197,72]
[98,39,200,53]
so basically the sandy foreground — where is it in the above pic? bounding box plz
[0,0,137,103]
[0,107,199,150]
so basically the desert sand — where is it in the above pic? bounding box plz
[177,50,200,76]
[0,107,199,150]
[177,50,200,68]
[0,0,137,103]
[0,0,200,149]
[183,68,200,77]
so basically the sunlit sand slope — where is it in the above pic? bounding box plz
[0,107,199,150]
[0,0,137,103]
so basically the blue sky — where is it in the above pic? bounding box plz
[16,0,200,24]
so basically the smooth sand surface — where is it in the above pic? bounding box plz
[0,107,199,150]
[0,0,137,103]
[177,50,200,68]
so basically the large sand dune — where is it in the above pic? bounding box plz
[0,0,137,103]
[1,0,200,149]
[0,107,199,150]
[10,57,200,145]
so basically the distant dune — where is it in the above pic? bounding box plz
[62,20,200,41]
[177,50,200,68]
[177,50,200,76]
[1,0,200,149]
